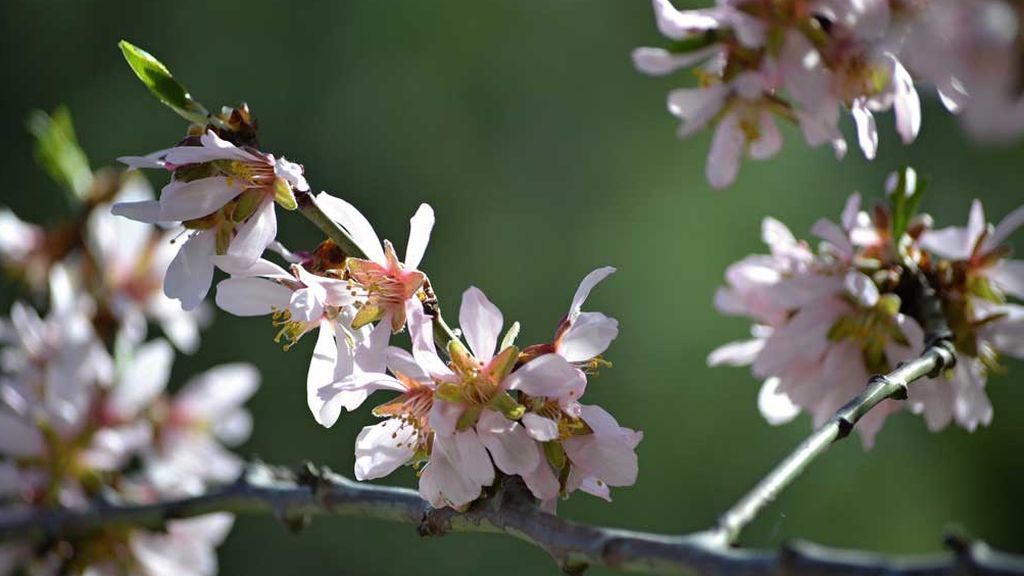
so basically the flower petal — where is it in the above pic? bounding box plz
[522,413,559,442]
[459,287,503,363]
[404,204,434,270]
[109,339,173,419]
[476,410,539,475]
[314,193,385,264]
[215,278,292,316]
[164,231,216,311]
[159,177,241,222]
[506,353,585,398]
[354,419,418,480]
[306,320,338,421]
[111,200,163,223]
[224,197,277,268]
[559,312,619,363]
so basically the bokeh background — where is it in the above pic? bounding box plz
[1,1,1022,574]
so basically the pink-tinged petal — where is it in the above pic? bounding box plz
[559,312,619,363]
[163,131,259,165]
[919,227,974,261]
[429,399,463,438]
[159,177,241,222]
[779,31,829,109]
[563,427,639,486]
[706,113,744,189]
[176,364,259,421]
[651,0,721,40]
[753,298,846,377]
[111,200,163,223]
[522,451,560,501]
[225,197,276,268]
[890,57,921,144]
[569,267,616,321]
[306,320,338,421]
[404,204,434,270]
[386,347,431,381]
[757,377,800,425]
[579,476,613,501]
[989,261,1024,300]
[811,218,853,259]
[164,231,216,311]
[0,412,45,457]
[762,217,797,252]
[314,193,385,264]
[522,413,559,442]
[317,372,406,428]
[407,299,452,378]
[215,278,291,316]
[109,339,173,419]
[355,317,392,375]
[851,100,878,160]
[908,377,954,432]
[506,354,585,398]
[354,419,418,480]
[668,84,728,137]
[459,287,503,363]
[419,429,495,508]
[707,338,764,367]
[476,410,539,475]
[950,359,993,431]
[632,46,720,76]
[986,205,1024,251]
[840,193,862,231]
[748,111,781,160]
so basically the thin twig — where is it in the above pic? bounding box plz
[0,463,1019,576]
[712,268,956,546]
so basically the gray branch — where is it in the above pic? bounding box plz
[0,463,1020,576]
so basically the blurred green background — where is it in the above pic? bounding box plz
[1,1,1022,574]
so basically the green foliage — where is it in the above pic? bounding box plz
[26,107,92,204]
[118,40,210,125]
[889,166,928,242]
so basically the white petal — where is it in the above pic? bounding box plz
[568,267,616,321]
[652,0,721,40]
[111,200,163,223]
[522,413,559,442]
[668,84,728,137]
[459,287,503,363]
[986,205,1024,251]
[314,193,385,263]
[164,231,216,311]
[706,113,744,189]
[306,321,338,421]
[215,278,292,316]
[748,111,781,160]
[757,377,801,425]
[559,312,619,363]
[632,46,720,76]
[407,300,452,378]
[316,372,405,428]
[844,271,879,307]
[506,354,584,398]
[890,57,921,144]
[109,339,173,418]
[707,338,764,367]
[176,363,259,420]
[224,197,276,268]
[476,410,539,475]
[404,204,434,270]
[851,100,878,159]
[159,178,241,222]
[354,419,418,480]
[419,429,494,508]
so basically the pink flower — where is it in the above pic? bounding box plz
[316,194,434,332]
[112,131,309,310]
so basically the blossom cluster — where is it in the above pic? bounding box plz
[0,119,259,576]
[111,113,641,510]
[710,171,1024,447]
[634,0,1024,188]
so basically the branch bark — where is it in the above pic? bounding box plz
[0,463,1019,576]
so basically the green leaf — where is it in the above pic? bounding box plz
[889,166,928,242]
[26,107,93,203]
[118,40,209,125]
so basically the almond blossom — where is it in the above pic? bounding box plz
[112,130,309,310]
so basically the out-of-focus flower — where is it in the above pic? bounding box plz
[112,131,309,310]
[633,0,923,187]
[88,174,210,352]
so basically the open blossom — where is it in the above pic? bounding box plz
[316,194,434,332]
[912,200,1024,431]
[89,174,210,352]
[112,130,309,310]
[633,0,921,187]
[711,186,1024,445]
[315,270,639,509]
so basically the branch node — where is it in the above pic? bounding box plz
[417,508,452,538]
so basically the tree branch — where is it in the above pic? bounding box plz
[0,463,1019,576]
[712,268,957,545]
